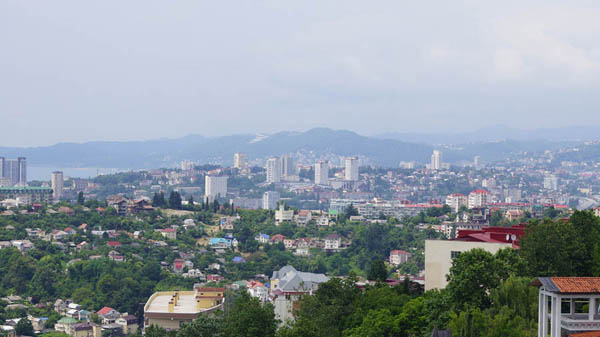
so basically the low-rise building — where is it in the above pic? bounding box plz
[143,287,224,331]
[324,234,341,251]
[389,250,411,265]
[270,266,329,323]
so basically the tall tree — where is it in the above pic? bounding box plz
[367,260,388,282]
[169,191,182,210]
[77,191,85,205]
[223,291,278,337]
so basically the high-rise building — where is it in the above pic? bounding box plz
[51,171,64,200]
[266,158,281,183]
[280,155,297,181]
[205,175,228,202]
[473,156,481,169]
[262,191,280,210]
[344,157,359,181]
[0,157,27,186]
[234,153,248,169]
[315,160,329,185]
[431,150,442,170]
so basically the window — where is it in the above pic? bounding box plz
[451,251,461,259]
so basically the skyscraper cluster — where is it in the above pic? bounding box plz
[265,155,299,183]
[0,157,27,187]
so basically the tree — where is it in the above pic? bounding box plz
[223,291,278,337]
[519,219,587,276]
[446,249,500,310]
[177,314,224,337]
[77,191,85,205]
[367,260,388,282]
[187,195,194,209]
[15,318,34,336]
[169,191,182,210]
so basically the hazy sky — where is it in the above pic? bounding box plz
[2,0,600,146]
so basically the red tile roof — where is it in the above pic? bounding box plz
[107,241,121,247]
[552,277,600,294]
[97,306,115,315]
[471,189,489,194]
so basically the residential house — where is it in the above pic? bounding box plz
[76,241,89,251]
[158,228,177,240]
[72,323,101,337]
[275,205,294,225]
[107,241,121,248]
[256,233,270,244]
[316,216,329,227]
[55,317,79,335]
[51,230,69,241]
[295,238,312,256]
[270,266,329,323]
[97,307,120,324]
[115,315,138,335]
[389,250,411,265]
[209,238,233,251]
[324,234,341,251]
[64,227,76,235]
[270,234,286,244]
[295,210,312,226]
[25,228,46,239]
[107,196,129,215]
[10,240,34,252]
[283,239,296,250]
[246,281,268,303]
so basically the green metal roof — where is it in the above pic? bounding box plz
[0,186,52,191]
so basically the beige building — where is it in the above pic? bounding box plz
[424,240,512,291]
[51,171,64,200]
[144,287,224,331]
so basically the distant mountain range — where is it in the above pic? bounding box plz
[376,125,600,144]
[0,127,590,169]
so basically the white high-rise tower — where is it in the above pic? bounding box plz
[431,150,442,170]
[315,160,329,185]
[344,157,359,181]
[266,158,281,183]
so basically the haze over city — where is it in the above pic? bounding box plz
[3,1,600,146]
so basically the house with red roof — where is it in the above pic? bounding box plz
[533,277,600,337]
[158,228,177,240]
[107,241,121,248]
[389,250,411,265]
[96,306,120,324]
[270,234,286,244]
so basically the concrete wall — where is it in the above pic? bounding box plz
[424,240,512,291]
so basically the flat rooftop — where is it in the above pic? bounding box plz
[145,292,198,314]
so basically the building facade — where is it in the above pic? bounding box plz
[233,153,247,169]
[266,158,281,183]
[0,157,26,186]
[262,191,280,210]
[315,160,329,186]
[144,287,224,332]
[51,171,64,200]
[205,175,228,202]
[344,157,359,181]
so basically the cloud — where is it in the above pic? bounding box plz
[1,0,600,146]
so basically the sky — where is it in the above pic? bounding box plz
[2,0,600,146]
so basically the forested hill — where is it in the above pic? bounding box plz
[0,128,575,169]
